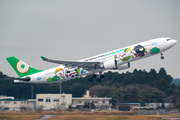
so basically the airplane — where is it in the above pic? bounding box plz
[6,37,177,83]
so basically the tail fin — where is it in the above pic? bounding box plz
[6,56,43,78]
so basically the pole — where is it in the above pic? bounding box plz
[31,86,33,99]
[59,82,61,110]
[60,83,61,94]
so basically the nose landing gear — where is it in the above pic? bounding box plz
[160,52,164,60]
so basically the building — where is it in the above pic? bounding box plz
[119,103,150,111]
[0,95,36,111]
[72,91,111,110]
[27,99,36,111]
[119,103,174,111]
[0,91,112,111]
[36,91,111,111]
[149,103,174,109]
[0,98,28,111]
[36,93,72,110]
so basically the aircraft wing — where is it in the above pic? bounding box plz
[41,56,100,69]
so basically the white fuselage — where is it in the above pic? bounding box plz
[15,37,177,83]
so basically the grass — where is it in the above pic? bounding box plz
[0,111,135,115]
[49,115,162,120]
[0,111,179,120]
[150,113,180,117]
[0,115,42,120]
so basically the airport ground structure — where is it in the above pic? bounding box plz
[0,91,111,111]
[0,91,177,112]
[36,91,111,111]
[0,95,35,111]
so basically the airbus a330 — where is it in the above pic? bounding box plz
[6,37,177,83]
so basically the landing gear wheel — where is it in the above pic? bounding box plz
[160,56,164,60]
[92,74,97,78]
[88,78,93,82]
[100,75,105,79]
[96,78,101,82]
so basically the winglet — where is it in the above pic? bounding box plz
[41,56,48,60]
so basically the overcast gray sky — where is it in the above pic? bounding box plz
[0,0,180,78]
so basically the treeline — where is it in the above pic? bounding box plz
[0,68,179,106]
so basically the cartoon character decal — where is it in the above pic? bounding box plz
[120,47,135,62]
[124,47,131,53]
[47,67,86,82]
[55,68,64,79]
[65,69,78,78]
[121,56,131,62]
[133,45,146,57]
[120,43,161,62]
[47,76,60,82]
[150,47,160,54]
[114,55,117,59]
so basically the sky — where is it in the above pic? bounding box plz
[0,0,180,78]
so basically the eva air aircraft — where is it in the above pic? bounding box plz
[6,37,177,83]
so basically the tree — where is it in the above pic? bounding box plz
[89,85,112,97]
[129,75,138,84]
[125,84,150,102]
[0,67,175,104]
[161,103,166,109]
[133,69,138,75]
[149,69,157,78]
[138,74,147,84]
[87,102,95,109]
[20,106,28,111]
[158,68,167,77]
[0,105,4,111]
[68,83,85,97]
[0,72,3,78]
[36,104,45,111]
[0,71,8,78]
[112,87,126,103]
[156,75,173,95]
[53,103,61,111]
[139,87,165,103]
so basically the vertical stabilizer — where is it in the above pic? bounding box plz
[6,56,43,78]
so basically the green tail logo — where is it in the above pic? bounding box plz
[6,56,43,78]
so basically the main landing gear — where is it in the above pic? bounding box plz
[88,74,105,82]
[160,52,164,60]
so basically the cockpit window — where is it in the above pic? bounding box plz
[166,39,171,41]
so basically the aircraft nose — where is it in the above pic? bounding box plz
[170,39,177,47]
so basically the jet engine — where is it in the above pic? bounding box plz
[117,62,130,70]
[99,58,130,70]
[102,59,117,69]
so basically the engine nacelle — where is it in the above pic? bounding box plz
[103,59,117,69]
[117,62,130,70]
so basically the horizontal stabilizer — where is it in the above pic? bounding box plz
[5,77,31,82]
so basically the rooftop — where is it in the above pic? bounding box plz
[0,99,28,101]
